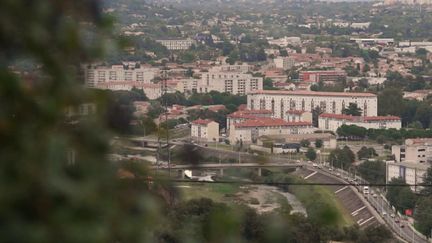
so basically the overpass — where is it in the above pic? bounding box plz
[153,162,304,177]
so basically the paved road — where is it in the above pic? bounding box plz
[318,166,429,243]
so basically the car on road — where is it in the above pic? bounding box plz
[336,172,341,177]
[382,211,387,216]
[400,223,405,228]
[390,213,395,218]
[312,163,317,167]
[328,167,333,171]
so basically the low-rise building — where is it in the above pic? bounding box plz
[226,109,272,135]
[191,119,219,142]
[386,161,428,193]
[392,138,432,164]
[318,113,401,132]
[299,70,347,84]
[258,133,337,150]
[229,117,315,144]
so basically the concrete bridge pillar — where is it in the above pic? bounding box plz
[257,168,262,177]
[181,170,185,179]
[220,168,224,177]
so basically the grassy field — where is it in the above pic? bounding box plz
[289,181,354,228]
[177,183,240,203]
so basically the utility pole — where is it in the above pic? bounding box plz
[162,70,171,177]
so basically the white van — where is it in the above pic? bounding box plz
[363,186,369,195]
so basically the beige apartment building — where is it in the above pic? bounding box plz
[191,119,219,142]
[84,63,158,88]
[156,38,195,50]
[247,90,378,119]
[198,70,263,95]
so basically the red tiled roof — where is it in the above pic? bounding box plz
[249,90,377,98]
[191,119,214,125]
[227,109,272,119]
[235,118,312,128]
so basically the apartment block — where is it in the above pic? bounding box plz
[84,63,158,88]
[156,38,195,50]
[274,57,295,70]
[299,70,347,83]
[198,70,263,95]
[247,90,378,119]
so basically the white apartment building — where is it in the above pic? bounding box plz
[175,78,198,94]
[247,90,378,120]
[156,38,195,50]
[274,57,295,70]
[392,138,432,164]
[229,117,315,144]
[212,64,253,73]
[84,63,158,88]
[191,119,220,142]
[198,71,263,95]
[318,114,401,132]
[386,161,428,193]
[96,82,164,100]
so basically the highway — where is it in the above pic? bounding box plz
[128,137,430,242]
[314,165,429,243]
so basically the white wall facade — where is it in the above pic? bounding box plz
[318,116,402,132]
[247,91,378,120]
[156,39,195,50]
[191,121,219,142]
[198,71,263,95]
[229,124,316,144]
[84,65,158,87]
[386,161,428,193]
